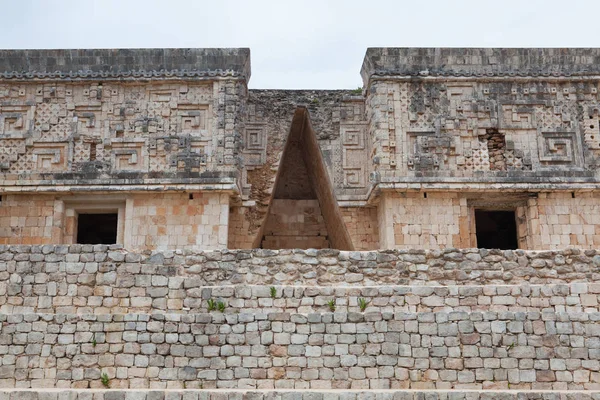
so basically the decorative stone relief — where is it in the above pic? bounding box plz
[242,123,266,166]
[0,139,26,170]
[341,124,367,187]
[538,131,582,167]
[0,104,34,138]
[0,81,234,177]
[407,131,455,171]
[32,143,68,172]
[110,140,146,171]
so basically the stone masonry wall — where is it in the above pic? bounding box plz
[529,192,600,249]
[1,310,599,389]
[377,190,600,251]
[125,193,229,251]
[1,245,600,391]
[378,192,468,250]
[1,246,600,288]
[3,281,598,315]
[261,200,329,250]
[0,193,229,252]
[2,390,600,400]
[0,195,58,245]
[340,207,379,251]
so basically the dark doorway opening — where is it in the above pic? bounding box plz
[475,210,518,250]
[77,213,118,244]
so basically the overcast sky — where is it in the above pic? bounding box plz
[0,0,598,89]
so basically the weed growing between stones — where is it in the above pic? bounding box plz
[101,372,110,388]
[358,297,369,312]
[270,286,277,298]
[327,299,336,312]
[207,299,217,312]
[217,301,227,312]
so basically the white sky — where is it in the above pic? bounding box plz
[0,0,598,89]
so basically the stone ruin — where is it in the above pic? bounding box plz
[1,48,600,398]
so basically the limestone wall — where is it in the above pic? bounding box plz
[0,310,597,389]
[1,390,598,400]
[378,192,467,249]
[0,245,599,288]
[2,246,600,315]
[0,245,599,391]
[2,279,599,315]
[125,193,229,251]
[340,207,379,251]
[0,193,229,251]
[261,200,329,250]
[0,195,58,245]
[528,192,600,248]
[376,191,600,251]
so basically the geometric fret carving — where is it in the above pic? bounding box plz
[110,140,146,171]
[407,130,454,171]
[73,104,103,137]
[242,123,266,167]
[0,104,34,138]
[32,143,68,172]
[177,105,210,136]
[341,125,367,188]
[538,131,581,166]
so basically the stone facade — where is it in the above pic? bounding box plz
[3,48,600,398]
[3,48,600,251]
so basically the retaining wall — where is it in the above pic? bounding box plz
[2,245,600,393]
[1,245,599,287]
[2,283,600,315]
[1,311,599,389]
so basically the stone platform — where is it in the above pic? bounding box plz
[1,246,600,395]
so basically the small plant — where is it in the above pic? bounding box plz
[217,301,227,312]
[101,372,110,388]
[311,98,319,104]
[92,333,97,347]
[358,298,369,312]
[207,299,217,312]
[327,299,336,312]
[351,87,363,95]
[270,287,277,298]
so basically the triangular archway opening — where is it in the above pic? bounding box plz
[255,107,353,250]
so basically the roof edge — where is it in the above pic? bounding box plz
[361,48,600,84]
[0,48,251,81]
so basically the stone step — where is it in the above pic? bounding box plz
[1,283,598,315]
[0,311,597,389]
[1,389,600,400]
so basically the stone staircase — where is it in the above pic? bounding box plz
[1,245,600,399]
